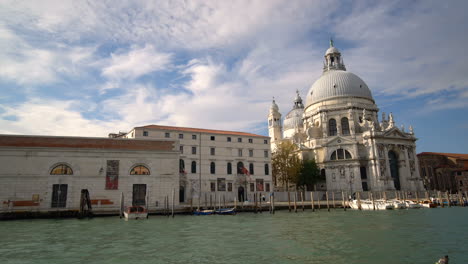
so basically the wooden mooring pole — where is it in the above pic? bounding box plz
[171,189,175,218]
[272,192,275,214]
[326,191,330,212]
[288,191,291,212]
[342,191,346,211]
[293,192,297,213]
[301,191,305,211]
[357,192,362,210]
[332,192,336,209]
[311,192,315,212]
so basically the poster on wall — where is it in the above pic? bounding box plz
[105,160,119,190]
[256,179,264,192]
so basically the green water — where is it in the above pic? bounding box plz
[1,208,467,264]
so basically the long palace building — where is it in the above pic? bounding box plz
[0,125,271,216]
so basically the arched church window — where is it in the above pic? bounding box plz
[330,149,352,161]
[130,165,150,175]
[191,161,197,173]
[210,162,216,174]
[329,119,337,136]
[227,162,232,175]
[341,117,350,135]
[50,164,73,175]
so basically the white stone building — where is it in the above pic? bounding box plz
[113,125,272,203]
[0,135,179,214]
[268,41,425,193]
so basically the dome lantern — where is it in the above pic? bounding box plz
[324,38,346,72]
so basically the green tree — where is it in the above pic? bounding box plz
[296,159,323,191]
[272,141,302,191]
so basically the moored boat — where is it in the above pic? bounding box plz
[419,200,437,208]
[215,208,236,215]
[123,206,148,220]
[405,200,422,209]
[193,209,215,215]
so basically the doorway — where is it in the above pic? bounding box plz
[238,186,245,202]
[388,151,401,190]
[132,184,147,206]
[179,186,185,203]
[51,184,68,208]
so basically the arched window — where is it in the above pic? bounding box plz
[210,162,216,174]
[249,163,254,175]
[237,162,244,174]
[130,165,150,175]
[330,149,352,160]
[264,164,269,175]
[329,119,337,136]
[191,161,197,173]
[50,164,73,175]
[227,162,232,175]
[341,117,350,135]
[179,159,185,173]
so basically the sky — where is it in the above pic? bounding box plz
[0,0,467,154]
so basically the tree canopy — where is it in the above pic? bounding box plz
[272,141,324,191]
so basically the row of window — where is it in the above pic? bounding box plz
[180,160,270,175]
[50,164,151,175]
[210,179,271,192]
[329,117,350,136]
[143,130,268,144]
[179,146,269,158]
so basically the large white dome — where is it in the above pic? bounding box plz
[306,70,373,107]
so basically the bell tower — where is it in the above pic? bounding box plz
[268,98,282,152]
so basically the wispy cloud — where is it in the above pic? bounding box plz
[102,45,172,81]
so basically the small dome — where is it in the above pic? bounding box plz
[283,108,304,130]
[270,99,279,113]
[325,46,340,55]
[306,70,373,107]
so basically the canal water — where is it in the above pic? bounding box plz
[1,207,467,264]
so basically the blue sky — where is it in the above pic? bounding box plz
[0,0,467,154]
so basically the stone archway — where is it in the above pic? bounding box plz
[388,150,401,190]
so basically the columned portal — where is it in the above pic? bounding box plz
[388,151,401,190]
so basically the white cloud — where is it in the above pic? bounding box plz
[0,99,115,136]
[102,45,172,80]
[333,1,468,98]
[0,25,96,85]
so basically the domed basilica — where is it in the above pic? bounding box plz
[268,41,424,192]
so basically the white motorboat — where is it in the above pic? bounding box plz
[405,200,422,209]
[390,199,407,209]
[374,200,394,210]
[349,199,393,210]
[123,206,148,220]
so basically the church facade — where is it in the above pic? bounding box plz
[269,41,425,192]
